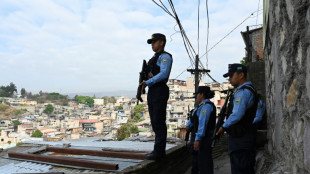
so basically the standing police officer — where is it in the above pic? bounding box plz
[186,86,216,174]
[140,33,173,160]
[216,63,258,174]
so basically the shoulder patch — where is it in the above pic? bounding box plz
[235,96,242,105]
[162,57,168,64]
[202,109,207,115]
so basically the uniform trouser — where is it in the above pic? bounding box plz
[230,149,255,174]
[147,84,169,155]
[190,131,214,174]
[228,129,256,174]
[190,131,198,174]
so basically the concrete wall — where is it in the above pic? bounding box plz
[263,0,310,173]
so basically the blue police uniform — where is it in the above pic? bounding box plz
[186,99,215,174]
[223,81,257,174]
[253,100,265,124]
[146,51,172,157]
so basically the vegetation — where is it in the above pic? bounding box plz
[33,92,69,106]
[20,88,26,98]
[133,104,145,122]
[7,141,11,144]
[0,104,9,111]
[102,96,116,105]
[118,105,123,110]
[12,120,21,131]
[0,82,17,97]
[16,142,24,146]
[43,104,54,115]
[116,123,139,141]
[74,95,94,107]
[240,57,247,66]
[31,129,43,137]
[14,109,27,116]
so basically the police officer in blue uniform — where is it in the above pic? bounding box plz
[186,86,216,174]
[140,33,173,160]
[216,63,258,174]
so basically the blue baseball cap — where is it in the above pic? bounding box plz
[223,63,247,78]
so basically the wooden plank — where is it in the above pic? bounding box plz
[46,147,146,160]
[8,152,118,170]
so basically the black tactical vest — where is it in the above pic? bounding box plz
[147,51,172,84]
[191,101,216,134]
[226,85,259,137]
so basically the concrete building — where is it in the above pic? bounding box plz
[94,98,104,106]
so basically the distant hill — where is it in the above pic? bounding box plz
[66,90,136,99]
[0,104,16,118]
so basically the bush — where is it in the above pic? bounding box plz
[0,104,8,111]
[16,142,24,146]
[31,129,43,137]
[117,125,130,141]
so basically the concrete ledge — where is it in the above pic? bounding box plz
[120,142,191,174]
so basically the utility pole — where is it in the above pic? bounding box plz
[187,55,210,93]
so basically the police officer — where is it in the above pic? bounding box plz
[216,63,258,174]
[140,33,173,160]
[186,86,216,174]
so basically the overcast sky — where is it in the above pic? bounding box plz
[0,0,263,95]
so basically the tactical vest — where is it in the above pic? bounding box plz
[147,51,172,84]
[226,85,259,137]
[190,101,216,134]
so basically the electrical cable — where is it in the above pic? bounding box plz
[199,9,261,59]
[205,0,209,70]
[198,0,200,55]
[256,0,261,25]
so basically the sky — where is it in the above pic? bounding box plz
[0,0,263,95]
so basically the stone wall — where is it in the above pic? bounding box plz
[262,0,310,173]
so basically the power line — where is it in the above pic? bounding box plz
[199,9,262,59]
[256,0,261,25]
[174,65,192,79]
[198,0,200,55]
[205,0,209,69]
[152,0,207,69]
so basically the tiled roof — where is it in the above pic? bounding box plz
[79,119,98,123]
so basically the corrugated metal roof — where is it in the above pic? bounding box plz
[0,137,181,173]
[23,137,176,151]
[0,161,52,173]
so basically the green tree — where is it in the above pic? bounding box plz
[117,125,130,141]
[130,125,139,133]
[240,57,247,66]
[31,129,43,137]
[0,82,17,97]
[118,105,123,110]
[133,104,145,122]
[75,95,94,107]
[12,120,21,131]
[20,88,26,98]
[7,141,11,144]
[85,97,94,107]
[43,104,54,115]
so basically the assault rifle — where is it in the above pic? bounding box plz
[185,105,193,143]
[211,88,233,147]
[136,60,148,105]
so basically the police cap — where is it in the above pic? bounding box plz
[147,33,166,44]
[223,63,247,78]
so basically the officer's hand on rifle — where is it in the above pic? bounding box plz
[140,81,146,93]
[216,127,224,137]
[194,140,199,151]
